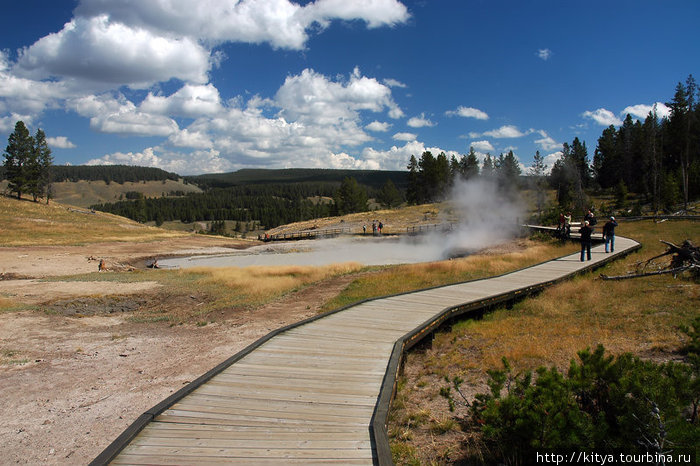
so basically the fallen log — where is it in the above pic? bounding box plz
[601,239,698,281]
[601,265,698,281]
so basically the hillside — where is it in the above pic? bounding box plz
[187,168,408,190]
[0,194,189,247]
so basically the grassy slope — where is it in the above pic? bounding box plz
[390,219,700,464]
[1,179,202,209]
[0,195,187,246]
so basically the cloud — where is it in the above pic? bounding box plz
[140,84,223,117]
[383,78,407,88]
[582,108,623,126]
[446,106,489,120]
[534,130,560,151]
[393,132,416,141]
[47,136,76,149]
[537,48,552,60]
[407,113,434,128]
[86,147,233,175]
[274,67,401,133]
[307,0,410,29]
[470,140,494,152]
[482,125,526,138]
[167,129,213,149]
[361,140,460,171]
[365,120,391,132]
[71,93,179,136]
[15,15,212,89]
[621,102,671,120]
[75,0,410,51]
[542,151,563,174]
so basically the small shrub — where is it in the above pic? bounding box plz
[461,345,699,464]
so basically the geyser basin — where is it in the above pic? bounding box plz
[159,235,454,268]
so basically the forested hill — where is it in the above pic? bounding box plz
[0,164,180,184]
[187,168,408,190]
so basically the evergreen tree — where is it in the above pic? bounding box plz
[3,121,34,200]
[377,179,402,208]
[461,147,480,180]
[33,129,53,203]
[482,154,495,179]
[406,155,420,205]
[498,150,521,186]
[333,177,368,215]
[529,151,547,220]
[593,125,619,189]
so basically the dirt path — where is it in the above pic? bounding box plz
[0,237,357,465]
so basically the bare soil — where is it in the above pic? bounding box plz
[0,236,356,464]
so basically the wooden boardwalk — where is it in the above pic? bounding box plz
[95,236,640,465]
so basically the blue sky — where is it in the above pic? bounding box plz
[1,0,698,175]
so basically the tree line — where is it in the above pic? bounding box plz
[92,176,405,228]
[2,121,53,203]
[405,148,521,205]
[405,75,700,216]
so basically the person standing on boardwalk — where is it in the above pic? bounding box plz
[584,208,597,227]
[602,216,618,253]
[579,221,593,262]
[564,212,572,237]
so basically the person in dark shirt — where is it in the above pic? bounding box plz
[579,221,593,262]
[602,216,618,253]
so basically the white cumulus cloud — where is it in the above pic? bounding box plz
[141,84,223,117]
[621,102,671,121]
[537,48,552,60]
[365,120,391,132]
[76,0,410,50]
[470,140,494,152]
[393,132,416,141]
[446,106,489,120]
[582,108,623,126]
[15,15,212,89]
[482,125,526,138]
[407,113,435,128]
[47,136,76,149]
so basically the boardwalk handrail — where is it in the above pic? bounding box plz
[92,234,641,465]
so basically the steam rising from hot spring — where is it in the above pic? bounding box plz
[437,177,524,258]
[161,178,524,269]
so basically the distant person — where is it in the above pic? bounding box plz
[558,212,565,231]
[579,221,593,262]
[564,212,572,237]
[98,259,106,272]
[584,208,597,227]
[602,216,618,253]
[362,224,366,235]
[378,221,383,234]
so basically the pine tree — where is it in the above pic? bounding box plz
[529,151,547,220]
[406,155,420,205]
[377,179,402,208]
[461,147,480,180]
[3,121,34,200]
[333,177,368,215]
[33,129,53,203]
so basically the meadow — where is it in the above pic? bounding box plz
[388,218,699,465]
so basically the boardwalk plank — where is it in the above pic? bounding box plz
[105,236,639,465]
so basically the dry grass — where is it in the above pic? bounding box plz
[391,219,700,465]
[0,195,187,246]
[183,262,363,309]
[267,203,449,236]
[322,238,579,311]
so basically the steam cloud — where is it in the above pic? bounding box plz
[162,178,524,268]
